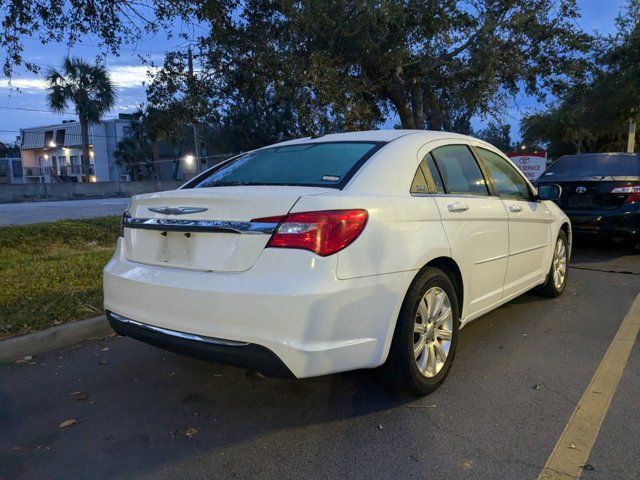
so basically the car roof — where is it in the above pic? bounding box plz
[558,152,640,158]
[268,129,478,146]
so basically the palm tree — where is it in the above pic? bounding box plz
[45,57,117,181]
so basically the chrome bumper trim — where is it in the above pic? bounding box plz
[108,312,250,347]
[123,217,278,235]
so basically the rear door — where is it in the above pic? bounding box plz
[427,143,509,316]
[475,147,552,296]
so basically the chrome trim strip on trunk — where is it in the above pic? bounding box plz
[109,312,250,347]
[123,217,278,234]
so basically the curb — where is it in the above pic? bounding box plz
[0,315,115,363]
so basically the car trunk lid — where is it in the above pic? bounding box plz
[541,178,640,211]
[124,186,330,272]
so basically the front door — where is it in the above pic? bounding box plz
[475,146,552,297]
[426,143,509,318]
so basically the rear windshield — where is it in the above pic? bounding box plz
[187,142,383,189]
[542,154,640,179]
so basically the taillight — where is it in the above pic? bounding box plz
[252,209,368,256]
[611,185,640,203]
[119,210,131,237]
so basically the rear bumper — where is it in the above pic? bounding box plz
[104,239,411,378]
[566,208,640,238]
[106,311,294,378]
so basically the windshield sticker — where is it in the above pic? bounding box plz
[322,175,341,182]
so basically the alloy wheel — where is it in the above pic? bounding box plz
[413,287,454,378]
[552,237,568,290]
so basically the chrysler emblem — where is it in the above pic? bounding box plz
[575,186,587,194]
[148,206,208,215]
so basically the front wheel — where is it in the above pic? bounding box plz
[538,230,569,297]
[385,267,460,396]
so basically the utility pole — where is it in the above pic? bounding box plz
[628,117,637,153]
[187,47,201,174]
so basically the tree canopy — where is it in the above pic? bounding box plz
[145,0,592,149]
[2,0,598,152]
[521,0,640,157]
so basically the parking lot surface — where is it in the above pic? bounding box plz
[1,244,639,480]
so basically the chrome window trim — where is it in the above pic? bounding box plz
[123,217,279,235]
[109,312,250,347]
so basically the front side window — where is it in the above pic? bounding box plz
[188,142,382,189]
[478,148,531,200]
[431,145,488,196]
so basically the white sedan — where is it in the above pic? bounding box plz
[104,130,570,395]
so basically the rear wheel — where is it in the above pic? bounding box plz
[538,230,569,297]
[385,267,460,395]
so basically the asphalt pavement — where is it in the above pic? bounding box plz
[0,198,129,226]
[1,243,639,480]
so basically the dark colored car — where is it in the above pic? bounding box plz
[536,153,640,245]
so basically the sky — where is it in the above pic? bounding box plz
[0,0,629,145]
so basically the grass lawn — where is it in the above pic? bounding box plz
[0,216,120,339]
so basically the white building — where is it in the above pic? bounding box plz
[19,115,133,183]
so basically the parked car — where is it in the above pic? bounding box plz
[104,130,571,395]
[536,153,640,246]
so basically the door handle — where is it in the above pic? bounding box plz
[508,204,523,213]
[447,202,469,213]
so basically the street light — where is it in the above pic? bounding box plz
[49,141,56,148]
[184,154,195,165]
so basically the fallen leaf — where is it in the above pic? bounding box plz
[569,444,577,449]
[101,347,110,352]
[184,427,198,438]
[59,419,78,429]
[69,392,89,401]
[580,464,595,471]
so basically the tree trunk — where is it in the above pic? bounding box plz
[384,77,416,129]
[79,116,91,182]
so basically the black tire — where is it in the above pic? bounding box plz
[538,230,569,298]
[385,267,460,396]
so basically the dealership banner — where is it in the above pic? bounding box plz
[506,152,547,182]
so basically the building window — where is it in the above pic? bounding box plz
[44,130,54,147]
[55,129,66,146]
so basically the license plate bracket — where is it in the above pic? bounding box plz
[158,231,193,265]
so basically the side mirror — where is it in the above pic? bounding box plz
[537,184,562,201]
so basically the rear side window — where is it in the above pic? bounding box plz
[188,142,382,189]
[431,145,489,196]
[477,148,531,200]
[410,153,446,194]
